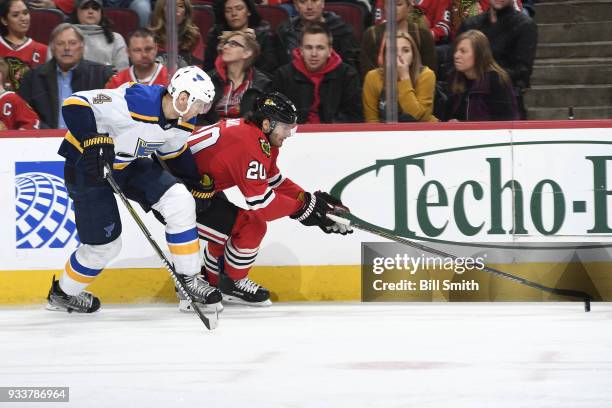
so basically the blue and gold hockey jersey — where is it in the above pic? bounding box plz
[58,83,196,170]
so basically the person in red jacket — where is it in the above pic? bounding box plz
[414,0,452,44]
[182,91,351,308]
[0,57,39,130]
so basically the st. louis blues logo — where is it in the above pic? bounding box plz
[15,161,79,248]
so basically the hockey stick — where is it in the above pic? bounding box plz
[327,211,592,312]
[104,167,218,330]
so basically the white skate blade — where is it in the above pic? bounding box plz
[45,303,63,312]
[221,294,273,307]
[178,299,224,313]
[206,310,220,330]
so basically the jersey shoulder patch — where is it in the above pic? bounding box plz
[259,137,271,157]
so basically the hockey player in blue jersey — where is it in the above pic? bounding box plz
[47,66,223,313]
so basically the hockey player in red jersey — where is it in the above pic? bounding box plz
[184,91,351,308]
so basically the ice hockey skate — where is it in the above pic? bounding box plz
[218,272,272,307]
[46,275,101,313]
[176,274,223,313]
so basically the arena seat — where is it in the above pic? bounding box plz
[105,8,140,42]
[28,9,65,45]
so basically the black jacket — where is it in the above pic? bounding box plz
[203,22,279,77]
[445,70,519,121]
[18,59,114,128]
[275,12,360,72]
[459,7,538,89]
[270,61,363,124]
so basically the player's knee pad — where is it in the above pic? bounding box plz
[236,210,267,241]
[78,236,122,269]
[152,183,196,230]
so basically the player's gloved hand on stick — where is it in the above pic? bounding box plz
[290,191,353,234]
[81,134,115,181]
[314,191,353,235]
[187,174,215,213]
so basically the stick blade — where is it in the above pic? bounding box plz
[193,303,219,330]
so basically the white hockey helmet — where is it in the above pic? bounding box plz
[168,66,215,118]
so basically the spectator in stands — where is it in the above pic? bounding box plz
[414,0,452,45]
[28,0,151,28]
[363,33,437,122]
[66,0,129,71]
[360,0,436,78]
[445,29,518,121]
[105,28,168,88]
[458,0,537,119]
[0,0,47,90]
[271,22,362,124]
[201,30,271,123]
[149,0,204,66]
[18,23,113,128]
[275,0,360,71]
[203,0,277,76]
[0,57,39,129]
[450,0,485,36]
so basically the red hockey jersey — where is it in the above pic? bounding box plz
[0,37,47,67]
[188,119,304,221]
[414,0,452,43]
[105,64,169,89]
[0,91,39,130]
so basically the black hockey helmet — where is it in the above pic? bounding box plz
[255,91,298,125]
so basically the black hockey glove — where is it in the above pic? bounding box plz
[313,191,353,235]
[187,174,215,213]
[81,134,115,181]
[290,192,334,232]
[290,191,353,234]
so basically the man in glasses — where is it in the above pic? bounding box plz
[48,66,223,314]
[182,91,352,309]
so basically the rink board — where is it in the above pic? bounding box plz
[2,121,612,303]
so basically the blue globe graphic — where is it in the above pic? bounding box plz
[15,172,79,248]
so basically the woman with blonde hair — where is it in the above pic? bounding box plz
[149,0,204,66]
[362,32,437,123]
[446,29,518,121]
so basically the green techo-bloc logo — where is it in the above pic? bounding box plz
[331,141,612,249]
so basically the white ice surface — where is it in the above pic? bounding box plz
[1,302,611,408]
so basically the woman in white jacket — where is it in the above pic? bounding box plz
[67,0,129,71]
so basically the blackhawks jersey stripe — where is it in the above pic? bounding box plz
[197,223,228,245]
[245,188,275,210]
[267,173,285,189]
[204,247,220,273]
